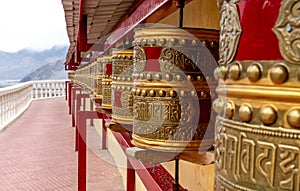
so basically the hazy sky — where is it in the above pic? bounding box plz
[0,0,69,52]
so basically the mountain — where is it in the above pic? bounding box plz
[0,45,68,81]
[20,59,68,82]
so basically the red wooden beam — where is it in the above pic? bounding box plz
[111,131,186,191]
[105,0,170,50]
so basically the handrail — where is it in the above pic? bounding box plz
[0,80,67,130]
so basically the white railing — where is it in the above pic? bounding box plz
[0,80,67,130]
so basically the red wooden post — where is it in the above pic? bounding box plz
[78,111,87,191]
[76,93,90,151]
[127,160,135,191]
[90,101,94,126]
[68,82,73,114]
[78,110,99,191]
[102,117,107,149]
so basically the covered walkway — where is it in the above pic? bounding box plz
[0,97,124,191]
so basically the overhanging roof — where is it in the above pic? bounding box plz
[62,0,137,64]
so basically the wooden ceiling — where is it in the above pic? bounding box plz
[62,0,137,64]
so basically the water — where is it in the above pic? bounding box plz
[0,80,20,88]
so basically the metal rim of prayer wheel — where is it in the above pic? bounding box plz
[100,56,113,109]
[131,26,219,152]
[111,49,134,126]
[214,0,300,190]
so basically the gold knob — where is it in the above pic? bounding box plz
[224,102,234,119]
[247,63,261,82]
[259,106,277,125]
[270,64,288,84]
[287,109,300,128]
[239,105,252,122]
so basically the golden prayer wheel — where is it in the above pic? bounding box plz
[111,49,134,127]
[100,56,113,109]
[214,0,300,190]
[94,57,103,103]
[131,26,219,152]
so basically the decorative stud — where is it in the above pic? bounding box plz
[287,109,300,128]
[154,74,162,81]
[158,90,166,97]
[201,92,208,98]
[197,76,204,81]
[214,67,221,81]
[180,90,185,97]
[159,38,166,46]
[169,90,177,98]
[141,89,147,97]
[176,74,183,81]
[149,39,156,45]
[239,105,252,122]
[136,89,141,96]
[169,38,178,46]
[259,106,277,125]
[149,90,156,97]
[213,98,224,115]
[224,102,234,119]
[229,63,241,80]
[180,39,186,45]
[220,66,227,80]
[270,64,288,84]
[142,39,148,46]
[131,88,136,95]
[165,73,173,81]
[192,40,197,46]
[187,75,193,81]
[139,73,145,80]
[190,90,197,97]
[247,63,262,82]
[146,73,153,81]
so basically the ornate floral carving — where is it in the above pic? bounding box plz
[159,47,197,73]
[273,0,300,64]
[133,46,146,73]
[218,0,242,65]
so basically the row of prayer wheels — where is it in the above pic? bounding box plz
[74,26,219,153]
[72,0,300,190]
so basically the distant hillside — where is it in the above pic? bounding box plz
[0,45,68,80]
[20,59,67,82]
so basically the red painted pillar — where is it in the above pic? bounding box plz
[71,86,82,127]
[127,160,135,191]
[68,82,73,114]
[78,111,87,191]
[101,117,107,149]
[76,93,90,151]
[78,110,99,191]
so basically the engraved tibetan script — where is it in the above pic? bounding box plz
[217,128,300,190]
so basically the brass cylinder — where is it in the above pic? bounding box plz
[214,1,300,190]
[100,56,112,109]
[94,57,103,103]
[111,49,134,126]
[131,26,218,152]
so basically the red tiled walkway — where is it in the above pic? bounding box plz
[0,98,124,191]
